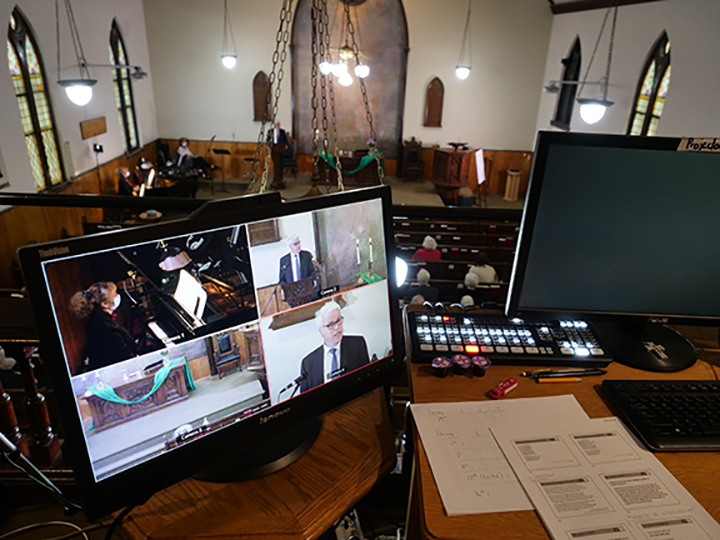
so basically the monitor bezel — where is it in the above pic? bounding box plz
[505,130,717,326]
[18,186,402,520]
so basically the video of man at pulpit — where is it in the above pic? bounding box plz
[248,198,387,317]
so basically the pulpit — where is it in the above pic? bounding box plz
[431,147,474,205]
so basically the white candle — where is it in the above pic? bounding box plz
[356,239,361,265]
[369,237,373,263]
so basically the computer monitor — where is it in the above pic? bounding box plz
[18,186,401,520]
[507,132,720,372]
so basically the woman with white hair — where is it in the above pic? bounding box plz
[453,272,489,307]
[411,235,441,261]
[404,268,439,302]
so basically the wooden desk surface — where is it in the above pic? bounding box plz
[122,388,395,540]
[406,339,720,539]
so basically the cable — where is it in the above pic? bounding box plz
[103,503,136,540]
[0,521,88,540]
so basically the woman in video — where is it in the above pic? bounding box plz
[69,282,137,372]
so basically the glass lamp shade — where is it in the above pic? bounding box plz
[455,66,471,80]
[319,61,333,75]
[331,62,348,77]
[578,98,613,124]
[221,54,237,69]
[354,64,370,78]
[338,73,354,87]
[58,79,97,106]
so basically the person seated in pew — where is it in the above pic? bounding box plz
[412,236,441,261]
[468,251,499,283]
[460,295,475,308]
[404,268,439,303]
[453,272,490,307]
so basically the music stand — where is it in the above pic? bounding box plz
[212,148,232,193]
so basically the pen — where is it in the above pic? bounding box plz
[522,368,607,377]
[536,377,583,383]
[532,370,606,379]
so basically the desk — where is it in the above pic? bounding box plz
[122,387,395,540]
[404,313,720,539]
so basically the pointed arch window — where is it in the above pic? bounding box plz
[7,8,64,190]
[627,32,671,136]
[551,37,581,131]
[110,20,139,152]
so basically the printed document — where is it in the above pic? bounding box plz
[410,395,589,515]
[491,417,720,540]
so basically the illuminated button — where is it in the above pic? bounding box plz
[483,338,492,345]
[435,345,449,352]
[496,346,510,354]
[560,347,573,355]
[465,344,480,354]
[497,338,507,344]
[525,347,539,354]
[574,347,590,357]
[419,315,428,322]
[420,344,434,351]
[451,345,464,352]
[480,345,495,353]
[510,346,524,354]
[591,348,605,356]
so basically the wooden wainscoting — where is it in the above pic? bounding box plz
[0,142,157,289]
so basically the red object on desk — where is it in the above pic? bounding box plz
[489,377,518,399]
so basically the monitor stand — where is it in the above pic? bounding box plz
[193,415,323,482]
[595,322,697,372]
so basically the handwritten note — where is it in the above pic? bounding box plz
[411,395,589,516]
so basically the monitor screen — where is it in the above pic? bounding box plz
[507,132,720,371]
[19,186,401,519]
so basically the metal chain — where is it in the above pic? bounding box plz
[248,0,294,194]
[344,2,384,184]
[310,0,321,183]
[577,6,611,99]
[318,11,331,193]
[321,0,344,191]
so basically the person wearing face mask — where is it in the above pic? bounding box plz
[69,282,137,372]
[177,137,217,177]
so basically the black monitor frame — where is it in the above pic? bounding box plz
[506,131,719,372]
[18,186,402,519]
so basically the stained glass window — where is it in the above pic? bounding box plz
[627,32,671,136]
[110,20,139,152]
[6,9,63,189]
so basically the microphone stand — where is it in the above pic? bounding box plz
[0,432,82,515]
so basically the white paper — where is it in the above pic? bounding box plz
[410,395,589,516]
[475,148,486,185]
[491,417,720,540]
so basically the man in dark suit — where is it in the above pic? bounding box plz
[299,301,370,393]
[267,121,288,190]
[278,235,315,284]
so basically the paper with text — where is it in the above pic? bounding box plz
[491,417,720,540]
[410,395,589,516]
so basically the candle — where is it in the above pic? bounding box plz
[356,239,361,265]
[369,237,373,263]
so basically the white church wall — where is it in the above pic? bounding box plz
[536,0,720,140]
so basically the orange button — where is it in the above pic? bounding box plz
[465,345,480,354]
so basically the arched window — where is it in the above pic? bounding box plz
[110,19,139,152]
[551,37,581,131]
[424,77,444,127]
[7,8,64,190]
[627,32,671,136]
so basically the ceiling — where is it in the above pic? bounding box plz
[548,0,664,15]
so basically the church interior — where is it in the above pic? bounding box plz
[1,0,720,538]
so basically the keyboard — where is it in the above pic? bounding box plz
[603,380,720,451]
[405,310,612,367]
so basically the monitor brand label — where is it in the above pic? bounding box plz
[259,407,291,424]
[678,137,720,153]
[38,246,70,258]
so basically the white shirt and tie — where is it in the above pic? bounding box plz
[292,252,302,281]
[323,343,342,383]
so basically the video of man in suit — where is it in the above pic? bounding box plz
[260,281,394,405]
[41,225,258,377]
[68,322,271,481]
[247,198,388,317]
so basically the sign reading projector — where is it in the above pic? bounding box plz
[678,137,720,153]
